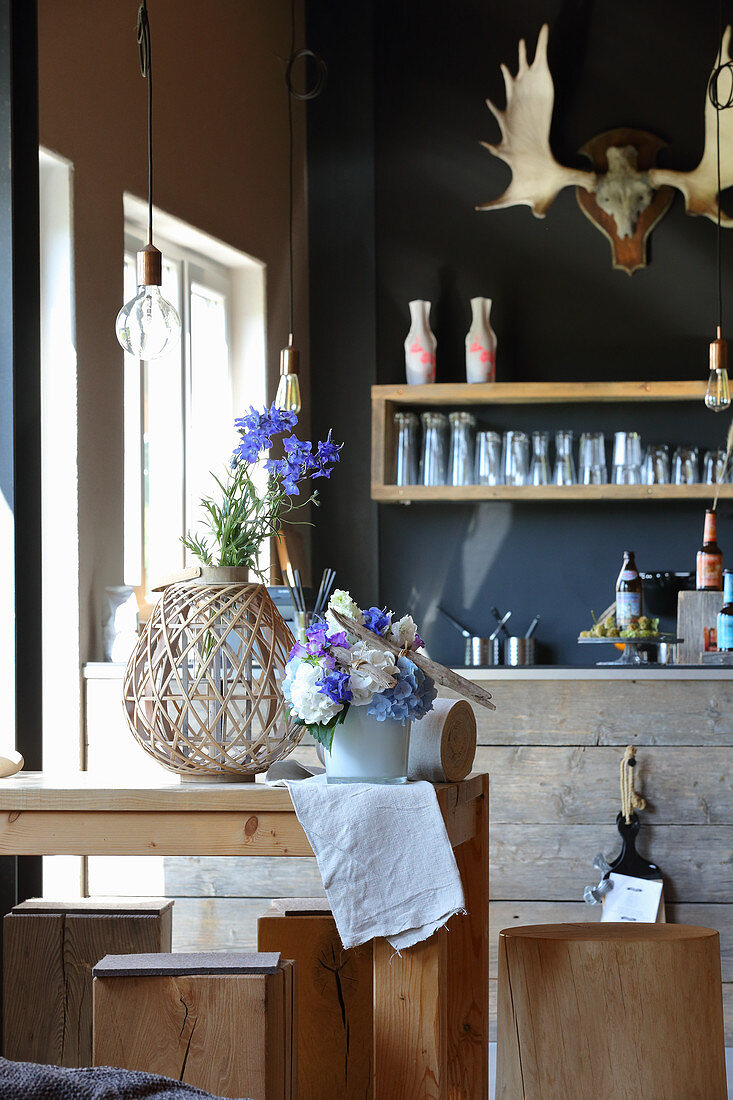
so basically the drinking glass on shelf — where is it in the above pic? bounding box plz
[642,444,670,485]
[420,411,448,486]
[553,430,576,485]
[579,432,607,484]
[703,448,727,485]
[612,431,642,484]
[393,411,419,486]
[474,430,503,485]
[503,430,530,486]
[448,411,476,486]
[672,445,699,485]
[530,431,550,485]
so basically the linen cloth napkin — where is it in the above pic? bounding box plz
[270,772,465,951]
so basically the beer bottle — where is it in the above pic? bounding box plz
[717,570,733,651]
[616,551,643,629]
[696,509,723,591]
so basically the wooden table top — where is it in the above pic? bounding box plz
[0,771,486,813]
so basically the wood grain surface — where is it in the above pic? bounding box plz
[495,924,727,1099]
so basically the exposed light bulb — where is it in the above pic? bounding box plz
[705,326,732,412]
[275,335,301,413]
[115,242,181,361]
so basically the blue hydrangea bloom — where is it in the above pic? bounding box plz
[367,656,437,725]
[363,606,391,636]
[317,667,352,706]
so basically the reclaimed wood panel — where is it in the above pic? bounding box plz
[164,856,325,899]
[477,746,733,824]
[442,679,733,745]
[491,825,733,903]
[172,898,268,952]
[678,591,724,665]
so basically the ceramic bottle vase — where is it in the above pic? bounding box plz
[404,300,437,384]
[465,297,497,383]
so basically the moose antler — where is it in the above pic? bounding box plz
[477,23,596,217]
[648,26,733,225]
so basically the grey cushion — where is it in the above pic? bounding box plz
[0,1058,253,1100]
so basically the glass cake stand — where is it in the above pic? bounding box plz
[577,636,683,666]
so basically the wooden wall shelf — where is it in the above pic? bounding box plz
[371,380,719,503]
[372,380,707,406]
[374,484,733,504]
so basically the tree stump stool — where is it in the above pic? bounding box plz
[3,897,172,1067]
[257,898,373,1100]
[93,952,294,1100]
[496,923,727,1100]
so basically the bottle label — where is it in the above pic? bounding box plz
[697,551,723,590]
[704,511,718,545]
[616,591,641,627]
[619,570,638,581]
[718,611,733,651]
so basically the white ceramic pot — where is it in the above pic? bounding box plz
[325,706,411,784]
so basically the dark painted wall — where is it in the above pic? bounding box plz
[307,0,733,665]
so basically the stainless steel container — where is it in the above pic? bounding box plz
[464,636,501,667]
[505,637,536,666]
[657,641,677,664]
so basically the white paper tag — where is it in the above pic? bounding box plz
[600,873,664,923]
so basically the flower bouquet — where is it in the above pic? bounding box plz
[283,590,437,783]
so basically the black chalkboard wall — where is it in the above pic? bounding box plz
[305,0,733,666]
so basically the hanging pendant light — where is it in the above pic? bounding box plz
[115,1,180,361]
[705,19,732,412]
[275,7,326,413]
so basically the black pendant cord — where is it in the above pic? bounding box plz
[137,0,153,242]
[285,0,327,339]
[709,0,733,333]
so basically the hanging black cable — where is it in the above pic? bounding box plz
[137,0,153,243]
[284,0,327,338]
[708,0,733,331]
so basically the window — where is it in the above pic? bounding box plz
[123,201,266,608]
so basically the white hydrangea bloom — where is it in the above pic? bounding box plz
[326,589,364,637]
[389,613,419,649]
[288,661,342,725]
[349,643,397,706]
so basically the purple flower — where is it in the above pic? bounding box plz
[413,632,424,651]
[327,630,349,649]
[367,656,436,724]
[232,404,300,468]
[305,623,329,657]
[287,640,307,661]
[317,668,352,705]
[363,606,391,636]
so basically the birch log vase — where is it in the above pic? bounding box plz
[122,570,302,779]
[407,698,476,782]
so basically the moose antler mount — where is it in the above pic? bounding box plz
[477,23,733,274]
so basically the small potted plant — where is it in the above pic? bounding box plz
[283,590,437,783]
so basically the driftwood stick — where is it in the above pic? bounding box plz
[332,611,496,711]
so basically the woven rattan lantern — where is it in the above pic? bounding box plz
[123,571,302,779]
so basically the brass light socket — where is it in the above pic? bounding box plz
[136,243,163,287]
[280,343,300,377]
[710,325,728,374]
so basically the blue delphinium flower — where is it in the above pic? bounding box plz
[317,667,352,706]
[312,430,343,478]
[363,606,391,636]
[367,656,437,725]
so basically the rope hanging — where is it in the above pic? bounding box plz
[620,745,647,824]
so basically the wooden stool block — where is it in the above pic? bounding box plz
[3,896,172,1067]
[258,899,373,1100]
[93,952,294,1100]
[496,923,727,1100]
